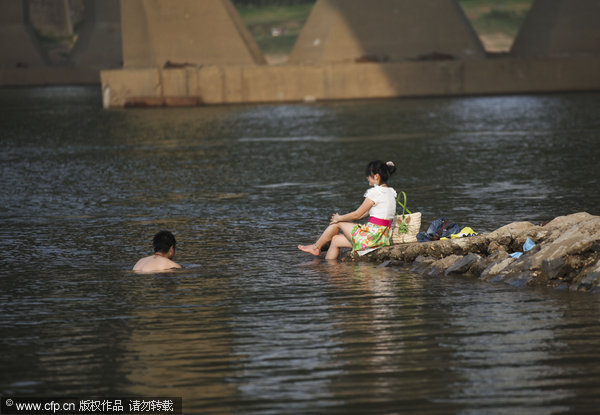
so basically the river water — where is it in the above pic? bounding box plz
[1,87,600,414]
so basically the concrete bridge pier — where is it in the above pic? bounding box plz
[120,0,265,68]
[0,0,49,72]
[288,0,485,64]
[511,0,600,57]
[102,0,266,107]
[0,0,121,86]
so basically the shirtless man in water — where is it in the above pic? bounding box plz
[133,230,182,272]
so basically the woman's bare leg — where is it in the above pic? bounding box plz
[325,234,352,260]
[338,222,355,240]
[325,222,355,260]
[299,222,348,256]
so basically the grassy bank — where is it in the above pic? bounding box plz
[235,3,315,61]
[459,0,533,51]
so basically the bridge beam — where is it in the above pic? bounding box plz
[288,0,485,64]
[511,0,600,57]
[120,0,265,68]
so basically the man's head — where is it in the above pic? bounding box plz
[153,231,177,257]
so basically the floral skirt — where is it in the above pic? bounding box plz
[351,223,392,252]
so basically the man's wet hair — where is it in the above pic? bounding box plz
[153,230,177,254]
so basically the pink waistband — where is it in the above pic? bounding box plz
[368,217,392,227]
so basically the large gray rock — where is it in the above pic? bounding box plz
[350,212,600,292]
[445,253,482,276]
[574,259,600,292]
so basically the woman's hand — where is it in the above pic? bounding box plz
[330,198,374,224]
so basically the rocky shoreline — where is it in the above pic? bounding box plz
[348,212,600,292]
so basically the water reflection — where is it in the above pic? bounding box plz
[438,287,571,414]
[227,261,466,413]
[120,274,238,413]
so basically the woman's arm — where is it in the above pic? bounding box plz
[331,198,374,224]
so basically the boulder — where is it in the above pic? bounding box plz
[445,253,482,276]
[424,255,463,277]
[573,259,600,292]
[350,212,600,292]
[480,256,516,282]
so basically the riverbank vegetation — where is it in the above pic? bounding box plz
[459,0,534,52]
[233,1,316,64]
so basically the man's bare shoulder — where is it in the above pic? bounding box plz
[133,255,181,273]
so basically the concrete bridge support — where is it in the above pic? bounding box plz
[120,0,265,68]
[511,0,600,57]
[288,0,485,64]
[0,0,49,70]
[0,0,121,86]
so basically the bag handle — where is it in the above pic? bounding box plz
[396,191,412,218]
[395,191,412,234]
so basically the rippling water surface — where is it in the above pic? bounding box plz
[1,87,600,414]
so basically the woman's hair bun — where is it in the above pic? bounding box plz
[386,161,396,175]
[365,160,396,182]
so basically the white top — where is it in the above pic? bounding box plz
[364,186,397,220]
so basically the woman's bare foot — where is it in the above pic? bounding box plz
[298,244,320,256]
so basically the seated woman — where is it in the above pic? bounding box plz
[299,160,397,260]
